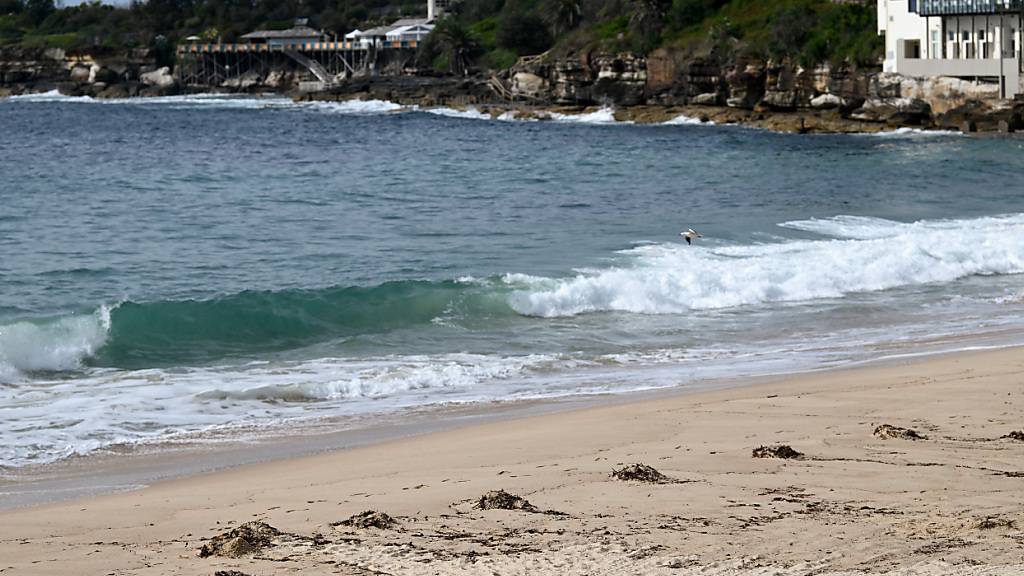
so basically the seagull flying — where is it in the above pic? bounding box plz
[681,228,702,245]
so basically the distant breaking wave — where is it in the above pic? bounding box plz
[3,213,1023,378]
[509,213,1024,317]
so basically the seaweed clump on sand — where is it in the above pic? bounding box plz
[1001,430,1024,441]
[473,489,539,512]
[198,521,280,558]
[873,424,927,440]
[333,510,398,530]
[214,571,255,576]
[975,517,1017,530]
[611,463,677,484]
[752,445,804,460]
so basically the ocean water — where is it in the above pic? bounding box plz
[2,93,1024,470]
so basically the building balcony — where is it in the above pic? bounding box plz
[914,0,1023,16]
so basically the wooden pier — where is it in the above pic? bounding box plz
[175,39,421,88]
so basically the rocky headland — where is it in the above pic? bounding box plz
[301,51,1024,133]
[5,45,1023,134]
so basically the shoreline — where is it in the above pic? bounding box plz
[4,328,1023,512]
[3,345,1024,573]
[2,85,1009,135]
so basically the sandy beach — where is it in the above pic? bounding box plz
[1,347,1023,575]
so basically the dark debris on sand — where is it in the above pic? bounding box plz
[874,424,928,440]
[1001,430,1024,441]
[474,489,539,512]
[214,571,255,576]
[333,510,398,530]
[976,517,1017,530]
[752,445,804,460]
[198,521,280,558]
[611,463,678,484]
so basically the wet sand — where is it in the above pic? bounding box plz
[1,347,1023,575]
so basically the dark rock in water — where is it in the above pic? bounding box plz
[198,521,280,558]
[611,463,678,484]
[873,424,927,440]
[98,83,130,99]
[1002,430,1024,441]
[934,100,1023,133]
[92,66,120,85]
[473,489,538,512]
[752,445,804,459]
[333,510,397,529]
[850,97,931,126]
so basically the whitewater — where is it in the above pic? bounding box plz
[1,92,1022,470]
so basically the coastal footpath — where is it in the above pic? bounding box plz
[1,347,1023,574]
[4,46,1024,133]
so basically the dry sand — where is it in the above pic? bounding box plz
[1,348,1023,575]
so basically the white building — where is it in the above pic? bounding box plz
[427,0,452,21]
[877,0,1023,97]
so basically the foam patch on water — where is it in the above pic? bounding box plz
[421,106,493,120]
[663,114,713,125]
[548,107,625,124]
[863,127,962,138]
[305,98,405,114]
[509,214,1024,316]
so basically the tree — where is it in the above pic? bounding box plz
[432,17,479,75]
[544,0,581,38]
[497,12,550,55]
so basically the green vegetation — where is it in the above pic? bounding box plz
[0,0,881,70]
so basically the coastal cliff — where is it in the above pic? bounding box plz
[299,52,1024,133]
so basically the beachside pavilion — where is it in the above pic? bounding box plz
[239,23,327,49]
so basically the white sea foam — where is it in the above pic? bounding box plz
[509,214,1024,317]
[304,98,405,114]
[2,89,92,103]
[422,106,493,120]
[865,127,962,138]
[0,306,111,381]
[663,114,713,125]
[548,106,625,124]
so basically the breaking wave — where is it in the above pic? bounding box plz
[509,214,1024,317]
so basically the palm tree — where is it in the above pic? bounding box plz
[545,0,583,38]
[433,18,478,76]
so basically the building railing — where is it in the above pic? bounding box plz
[176,39,419,54]
[915,0,1022,16]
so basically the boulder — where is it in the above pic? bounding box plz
[97,83,130,99]
[761,89,798,110]
[511,72,546,98]
[140,66,176,88]
[91,66,120,84]
[691,92,719,105]
[263,69,290,89]
[810,93,843,109]
[222,69,260,90]
[934,99,1022,132]
[68,64,91,83]
[850,97,931,125]
[725,63,765,109]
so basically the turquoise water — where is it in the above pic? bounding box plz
[2,93,1024,469]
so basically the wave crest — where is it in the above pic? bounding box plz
[0,306,111,380]
[510,214,1024,317]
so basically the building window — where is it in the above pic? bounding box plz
[978,30,985,41]
[909,0,917,12]
[962,31,970,41]
[948,31,954,42]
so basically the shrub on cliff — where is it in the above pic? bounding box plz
[498,12,552,56]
